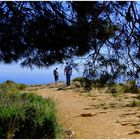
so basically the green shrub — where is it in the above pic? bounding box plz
[93,73,114,88]
[130,100,140,107]
[0,81,27,94]
[106,83,123,94]
[136,94,140,99]
[123,80,139,93]
[0,93,60,139]
[72,77,93,92]
[4,80,16,84]
[110,87,117,94]
[0,83,18,94]
[106,81,139,94]
[16,84,27,90]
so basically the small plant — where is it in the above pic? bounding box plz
[0,82,18,94]
[0,81,27,94]
[93,73,114,88]
[106,83,123,95]
[17,84,27,90]
[130,100,140,107]
[4,80,16,84]
[72,77,93,92]
[123,80,139,93]
[136,94,140,99]
[110,87,117,94]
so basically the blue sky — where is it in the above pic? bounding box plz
[0,62,82,85]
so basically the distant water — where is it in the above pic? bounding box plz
[0,63,82,85]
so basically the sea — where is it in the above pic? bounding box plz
[0,63,82,85]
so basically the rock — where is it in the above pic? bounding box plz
[121,122,134,126]
[80,113,97,117]
[103,106,108,109]
[128,130,140,135]
[57,87,65,90]
[123,112,136,115]
[64,129,75,138]
[84,107,92,110]
[99,111,108,113]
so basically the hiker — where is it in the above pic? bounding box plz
[64,62,72,86]
[53,68,59,83]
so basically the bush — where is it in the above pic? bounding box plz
[106,83,121,94]
[106,81,140,94]
[93,73,114,88]
[0,82,18,94]
[16,84,27,90]
[0,93,60,139]
[136,94,140,99]
[0,81,27,94]
[4,80,16,84]
[123,80,139,93]
[130,100,140,107]
[72,77,93,92]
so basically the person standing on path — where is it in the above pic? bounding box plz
[64,62,72,86]
[53,68,59,83]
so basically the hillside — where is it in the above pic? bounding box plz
[27,82,140,139]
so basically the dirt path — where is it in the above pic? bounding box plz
[29,83,140,139]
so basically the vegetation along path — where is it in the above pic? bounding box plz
[28,82,140,139]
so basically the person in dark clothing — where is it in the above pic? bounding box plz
[64,62,72,86]
[53,68,59,83]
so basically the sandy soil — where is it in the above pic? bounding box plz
[28,82,140,139]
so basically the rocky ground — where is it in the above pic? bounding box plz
[27,82,140,139]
